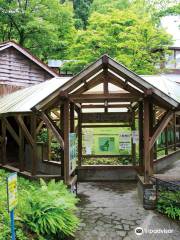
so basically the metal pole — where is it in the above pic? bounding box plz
[10,210,16,240]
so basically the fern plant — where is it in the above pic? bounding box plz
[157,190,180,220]
[18,179,79,239]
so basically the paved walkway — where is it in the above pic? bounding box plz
[75,161,180,240]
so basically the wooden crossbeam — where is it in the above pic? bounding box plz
[149,110,173,151]
[81,104,130,108]
[70,93,138,103]
[4,118,20,146]
[40,112,64,149]
[16,116,35,147]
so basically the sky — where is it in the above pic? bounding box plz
[161,15,180,47]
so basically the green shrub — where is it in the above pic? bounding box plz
[18,179,79,239]
[0,170,79,240]
[157,190,180,220]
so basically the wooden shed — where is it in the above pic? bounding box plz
[0,41,59,96]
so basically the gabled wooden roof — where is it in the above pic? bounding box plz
[0,40,59,78]
[0,54,179,117]
[34,55,180,111]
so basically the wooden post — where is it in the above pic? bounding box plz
[19,119,24,172]
[143,98,151,183]
[60,104,64,177]
[153,106,157,160]
[173,113,176,151]
[165,127,168,155]
[70,102,75,133]
[131,109,136,165]
[77,108,82,167]
[149,102,154,175]
[1,118,6,164]
[30,115,37,175]
[63,100,70,184]
[138,101,144,173]
[47,128,52,161]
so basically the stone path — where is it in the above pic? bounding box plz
[75,161,180,240]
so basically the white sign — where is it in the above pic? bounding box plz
[132,130,139,144]
[120,143,131,150]
[119,132,131,142]
[84,130,94,155]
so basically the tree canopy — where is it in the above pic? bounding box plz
[0,0,178,74]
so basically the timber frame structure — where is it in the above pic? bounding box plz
[0,55,180,186]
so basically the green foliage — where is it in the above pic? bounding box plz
[0,0,178,75]
[63,3,172,74]
[19,179,79,239]
[90,0,130,14]
[37,128,48,143]
[83,156,131,165]
[0,170,79,240]
[73,0,93,29]
[157,190,180,220]
[37,128,61,161]
[0,0,75,60]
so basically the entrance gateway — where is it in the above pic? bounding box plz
[0,55,180,196]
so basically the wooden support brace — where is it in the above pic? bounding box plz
[36,120,44,135]
[149,110,173,151]
[15,115,35,147]
[40,112,64,149]
[4,118,20,146]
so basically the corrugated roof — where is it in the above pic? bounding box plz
[141,75,180,103]
[0,77,71,115]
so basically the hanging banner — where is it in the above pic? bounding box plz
[7,173,18,212]
[69,133,77,173]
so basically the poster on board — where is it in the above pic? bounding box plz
[69,133,77,173]
[84,130,94,154]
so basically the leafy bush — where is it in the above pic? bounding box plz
[0,170,79,240]
[157,190,180,220]
[18,179,79,239]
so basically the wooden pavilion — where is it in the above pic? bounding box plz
[0,55,180,188]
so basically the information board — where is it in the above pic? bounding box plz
[7,173,18,212]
